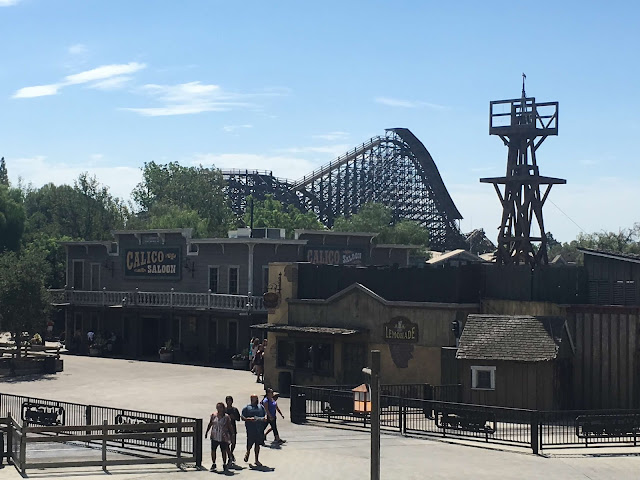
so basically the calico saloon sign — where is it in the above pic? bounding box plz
[305,246,364,265]
[124,247,181,279]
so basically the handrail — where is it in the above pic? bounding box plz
[48,289,266,312]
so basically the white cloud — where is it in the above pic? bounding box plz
[312,131,349,141]
[65,62,145,85]
[12,62,146,99]
[223,124,253,133]
[124,82,286,117]
[374,96,448,110]
[68,44,88,56]
[89,76,132,90]
[0,0,20,6]
[189,153,318,181]
[13,84,61,98]
[6,155,141,201]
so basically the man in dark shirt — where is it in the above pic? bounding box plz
[241,394,267,466]
[225,395,241,464]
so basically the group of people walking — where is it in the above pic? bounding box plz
[205,389,285,472]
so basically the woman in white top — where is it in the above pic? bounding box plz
[205,402,232,472]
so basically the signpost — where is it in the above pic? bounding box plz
[362,350,380,480]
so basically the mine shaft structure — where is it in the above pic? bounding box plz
[480,81,565,266]
[222,128,466,251]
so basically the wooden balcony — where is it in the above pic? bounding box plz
[49,289,266,313]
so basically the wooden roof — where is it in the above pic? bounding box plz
[456,314,567,362]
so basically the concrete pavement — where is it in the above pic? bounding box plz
[1,355,640,479]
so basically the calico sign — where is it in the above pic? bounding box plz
[383,317,418,343]
[124,247,181,279]
[305,246,363,265]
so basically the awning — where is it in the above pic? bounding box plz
[250,323,362,336]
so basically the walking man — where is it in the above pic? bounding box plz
[225,395,241,464]
[241,394,267,466]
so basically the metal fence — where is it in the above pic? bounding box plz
[291,385,640,453]
[0,392,202,468]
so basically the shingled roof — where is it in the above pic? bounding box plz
[456,315,567,362]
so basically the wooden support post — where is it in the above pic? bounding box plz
[19,425,26,475]
[102,420,108,471]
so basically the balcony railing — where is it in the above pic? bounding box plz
[49,289,266,313]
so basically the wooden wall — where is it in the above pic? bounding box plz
[459,360,556,410]
[566,306,640,409]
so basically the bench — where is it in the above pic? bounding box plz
[576,414,640,445]
[436,410,496,438]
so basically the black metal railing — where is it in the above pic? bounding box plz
[0,392,202,460]
[291,385,640,453]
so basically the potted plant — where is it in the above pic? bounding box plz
[30,333,43,346]
[231,353,249,370]
[159,340,174,362]
[89,335,106,356]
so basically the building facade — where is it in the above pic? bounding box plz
[55,228,415,363]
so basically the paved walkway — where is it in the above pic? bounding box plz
[1,355,640,479]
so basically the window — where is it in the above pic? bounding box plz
[228,266,239,294]
[277,340,295,368]
[208,266,219,293]
[262,265,270,294]
[471,366,496,390]
[295,342,333,375]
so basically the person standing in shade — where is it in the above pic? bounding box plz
[253,345,265,383]
[205,402,232,472]
[225,395,241,464]
[262,388,286,444]
[241,394,267,466]
[250,338,260,373]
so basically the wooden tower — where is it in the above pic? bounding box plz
[480,78,566,266]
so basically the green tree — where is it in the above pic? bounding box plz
[333,203,430,247]
[548,224,640,264]
[22,173,128,242]
[0,157,8,186]
[132,161,231,236]
[0,184,25,252]
[243,195,324,237]
[0,249,51,358]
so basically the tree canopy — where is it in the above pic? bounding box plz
[242,195,324,237]
[333,203,430,247]
[0,184,25,252]
[132,161,231,237]
[548,224,640,264]
[22,173,128,242]
[0,249,51,356]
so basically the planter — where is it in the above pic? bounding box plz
[232,359,249,370]
[159,351,173,363]
[89,347,102,357]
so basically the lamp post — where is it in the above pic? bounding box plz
[362,350,380,480]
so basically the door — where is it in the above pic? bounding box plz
[90,263,101,291]
[72,261,84,290]
[342,342,367,385]
[228,320,238,354]
[141,317,160,357]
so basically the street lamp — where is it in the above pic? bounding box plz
[362,350,381,480]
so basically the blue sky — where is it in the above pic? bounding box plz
[2,0,639,242]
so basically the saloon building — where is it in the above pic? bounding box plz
[54,228,415,363]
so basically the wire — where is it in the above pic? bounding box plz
[548,199,586,233]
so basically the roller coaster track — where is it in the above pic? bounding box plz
[222,128,465,251]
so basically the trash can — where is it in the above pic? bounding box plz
[278,371,292,397]
[44,356,57,374]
